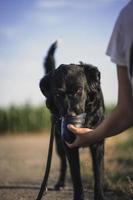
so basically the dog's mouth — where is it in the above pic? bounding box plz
[61,113,86,144]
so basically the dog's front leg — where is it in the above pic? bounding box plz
[63,143,84,200]
[90,142,105,200]
[54,126,67,190]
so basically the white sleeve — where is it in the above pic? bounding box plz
[106,12,126,66]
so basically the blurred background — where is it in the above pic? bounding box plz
[0,1,132,200]
[0,0,128,107]
[0,0,130,132]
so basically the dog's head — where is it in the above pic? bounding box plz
[40,63,101,118]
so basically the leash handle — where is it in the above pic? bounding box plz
[36,119,55,200]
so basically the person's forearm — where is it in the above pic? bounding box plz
[93,105,133,141]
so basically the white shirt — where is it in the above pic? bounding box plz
[106,0,133,91]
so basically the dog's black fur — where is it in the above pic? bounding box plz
[40,42,105,200]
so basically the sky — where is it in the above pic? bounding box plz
[0,0,128,107]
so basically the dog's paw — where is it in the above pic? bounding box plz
[54,181,65,190]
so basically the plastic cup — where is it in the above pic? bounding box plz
[61,113,86,143]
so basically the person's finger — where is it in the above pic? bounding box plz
[67,124,92,135]
[67,124,79,134]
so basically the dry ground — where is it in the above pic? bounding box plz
[0,131,132,200]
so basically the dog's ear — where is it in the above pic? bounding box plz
[84,65,101,91]
[39,74,51,97]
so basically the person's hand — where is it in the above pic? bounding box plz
[65,124,93,148]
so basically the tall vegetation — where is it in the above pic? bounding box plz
[0,104,51,133]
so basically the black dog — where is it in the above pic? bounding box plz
[40,41,105,200]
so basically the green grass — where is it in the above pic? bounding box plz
[0,104,51,133]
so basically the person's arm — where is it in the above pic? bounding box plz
[66,66,133,148]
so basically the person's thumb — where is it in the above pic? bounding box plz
[67,124,80,134]
[67,124,91,135]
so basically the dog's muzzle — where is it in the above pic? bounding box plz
[61,113,86,144]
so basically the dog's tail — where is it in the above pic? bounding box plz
[44,41,57,74]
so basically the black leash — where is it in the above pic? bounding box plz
[36,119,55,200]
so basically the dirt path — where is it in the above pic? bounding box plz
[0,133,126,200]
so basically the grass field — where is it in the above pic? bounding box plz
[0,104,51,133]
